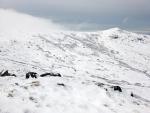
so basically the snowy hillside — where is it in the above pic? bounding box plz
[0,9,150,113]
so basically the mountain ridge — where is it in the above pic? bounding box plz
[0,9,150,113]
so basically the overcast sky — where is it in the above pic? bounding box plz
[0,0,150,32]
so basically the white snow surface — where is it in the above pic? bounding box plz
[0,9,150,113]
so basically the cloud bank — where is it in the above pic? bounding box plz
[0,0,150,15]
[0,0,150,32]
[0,8,65,35]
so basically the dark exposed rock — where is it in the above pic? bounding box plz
[40,72,62,77]
[15,83,19,86]
[112,86,122,92]
[131,92,134,97]
[26,72,37,79]
[111,35,119,39]
[40,73,51,77]
[0,70,16,77]
[95,82,105,87]
[57,83,65,87]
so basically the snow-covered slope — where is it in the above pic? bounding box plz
[0,9,150,113]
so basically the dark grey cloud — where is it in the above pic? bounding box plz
[0,0,150,32]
